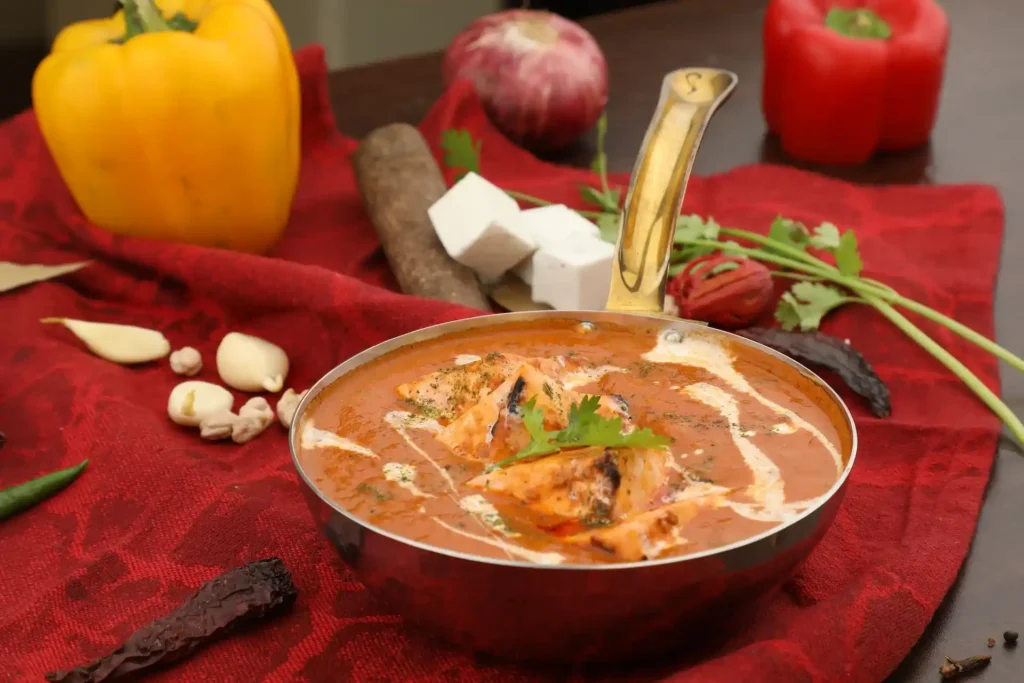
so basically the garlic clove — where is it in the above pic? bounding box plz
[239,397,274,427]
[215,332,289,393]
[0,260,90,294]
[231,416,272,444]
[42,317,170,364]
[170,346,203,376]
[276,388,307,429]
[199,409,237,441]
[168,381,234,427]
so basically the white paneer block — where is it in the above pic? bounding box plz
[531,236,615,311]
[427,172,533,281]
[506,205,603,285]
[512,255,535,284]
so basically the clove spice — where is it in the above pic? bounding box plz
[939,654,991,679]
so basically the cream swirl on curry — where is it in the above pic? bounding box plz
[298,320,850,565]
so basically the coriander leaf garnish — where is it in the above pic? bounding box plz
[487,394,672,471]
[517,397,559,458]
[674,214,720,244]
[809,222,841,250]
[669,216,726,273]
[767,215,811,253]
[596,213,620,244]
[440,129,481,181]
[807,222,862,276]
[775,282,850,331]
[579,185,620,213]
[833,230,864,276]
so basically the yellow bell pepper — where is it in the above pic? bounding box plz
[32,0,300,254]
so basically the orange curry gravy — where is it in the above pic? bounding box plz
[298,319,852,566]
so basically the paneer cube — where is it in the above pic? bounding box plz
[531,236,615,311]
[427,172,534,281]
[507,205,603,284]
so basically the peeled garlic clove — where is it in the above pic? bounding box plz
[216,332,289,393]
[231,416,272,444]
[0,260,89,294]
[199,410,238,441]
[239,397,274,427]
[276,388,307,429]
[42,317,170,364]
[170,346,203,376]
[168,381,234,427]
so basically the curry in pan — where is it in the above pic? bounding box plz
[298,319,851,565]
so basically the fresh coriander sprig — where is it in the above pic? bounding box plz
[439,129,481,182]
[486,395,671,472]
[677,217,1024,442]
[712,221,1024,374]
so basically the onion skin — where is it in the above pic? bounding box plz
[443,10,609,151]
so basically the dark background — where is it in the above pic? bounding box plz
[505,0,662,19]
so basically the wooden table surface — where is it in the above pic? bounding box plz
[327,1,1023,680]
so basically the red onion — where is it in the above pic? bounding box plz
[442,10,609,151]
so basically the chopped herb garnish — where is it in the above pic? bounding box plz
[356,483,391,502]
[487,395,672,471]
[631,361,654,378]
[403,397,441,419]
[581,515,613,529]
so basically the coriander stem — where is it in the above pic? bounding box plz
[505,190,606,219]
[862,276,897,294]
[719,227,841,273]
[600,167,612,197]
[504,189,552,207]
[684,239,838,278]
[880,294,1024,374]
[771,272,825,283]
[867,295,1024,443]
[711,228,1024,374]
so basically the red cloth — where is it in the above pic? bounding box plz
[0,46,1005,683]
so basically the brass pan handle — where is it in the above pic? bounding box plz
[605,68,737,314]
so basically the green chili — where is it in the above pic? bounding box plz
[0,459,89,521]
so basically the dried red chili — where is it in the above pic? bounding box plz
[666,254,774,329]
[46,557,297,683]
[738,328,891,418]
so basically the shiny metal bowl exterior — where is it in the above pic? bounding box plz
[289,311,858,663]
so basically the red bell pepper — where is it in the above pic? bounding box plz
[763,0,949,165]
